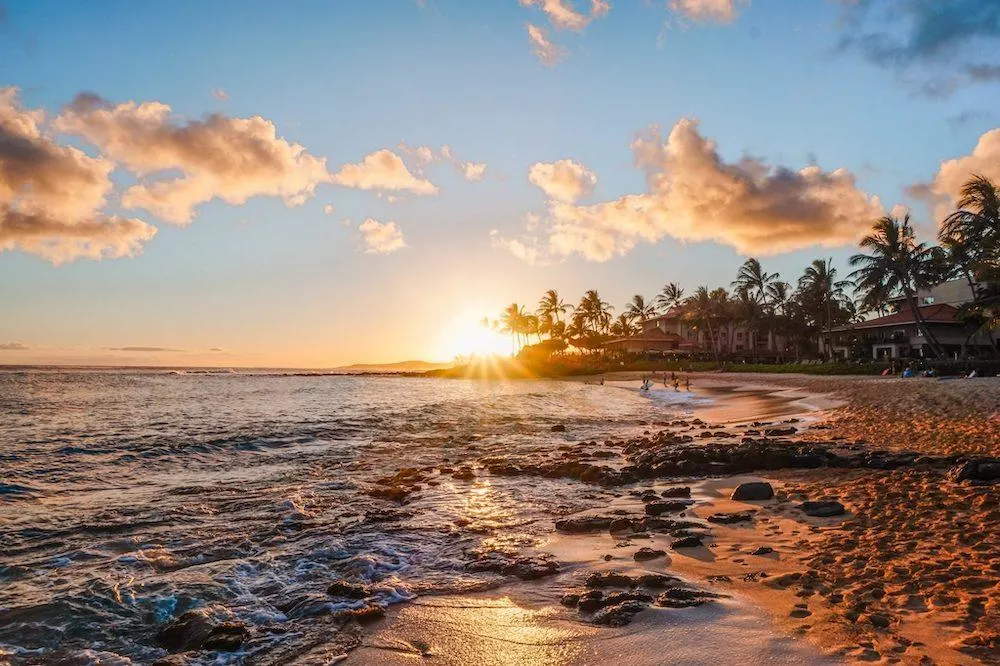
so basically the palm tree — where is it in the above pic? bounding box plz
[939,175,999,295]
[798,258,852,357]
[655,282,685,313]
[732,258,776,304]
[610,313,638,337]
[537,289,571,330]
[683,286,720,361]
[577,290,614,334]
[849,216,947,359]
[765,281,791,316]
[625,294,656,325]
[498,303,527,353]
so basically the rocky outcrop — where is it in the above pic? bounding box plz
[156,609,249,653]
[731,481,774,501]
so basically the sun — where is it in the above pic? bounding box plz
[435,313,512,360]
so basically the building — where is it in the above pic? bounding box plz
[826,303,995,360]
[602,328,687,354]
[615,308,788,357]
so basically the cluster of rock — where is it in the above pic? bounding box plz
[559,571,722,626]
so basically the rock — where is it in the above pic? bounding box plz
[591,600,648,626]
[555,516,614,533]
[156,609,249,653]
[560,593,580,607]
[327,580,369,599]
[609,518,634,534]
[706,511,754,524]
[341,605,385,623]
[656,588,718,608]
[868,612,891,629]
[798,500,845,517]
[731,482,774,501]
[751,546,774,556]
[585,572,634,588]
[644,500,692,516]
[950,458,1000,483]
[451,466,475,480]
[466,553,560,580]
[367,485,410,502]
[550,424,567,432]
[578,590,605,612]
[671,536,703,549]
[764,427,797,437]
[633,547,667,561]
[660,486,691,498]
[636,573,679,588]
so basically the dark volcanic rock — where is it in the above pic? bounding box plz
[561,593,581,607]
[670,536,703,549]
[591,600,649,626]
[751,546,774,555]
[550,424,567,432]
[656,587,720,608]
[644,500,693,516]
[950,458,1000,483]
[706,511,754,524]
[555,516,615,533]
[609,517,635,534]
[327,580,369,599]
[661,486,692,498]
[798,500,845,517]
[731,481,774,501]
[466,553,560,580]
[585,572,634,588]
[633,547,667,561]
[578,590,605,612]
[156,609,249,653]
[636,573,680,588]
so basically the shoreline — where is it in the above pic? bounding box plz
[347,373,998,665]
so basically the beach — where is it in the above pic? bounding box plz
[351,373,999,665]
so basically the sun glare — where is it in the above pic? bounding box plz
[437,313,512,360]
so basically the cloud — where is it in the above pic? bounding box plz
[528,159,597,203]
[500,118,883,263]
[908,127,1000,218]
[332,149,437,195]
[211,88,230,101]
[668,0,746,24]
[527,23,565,66]
[323,204,334,215]
[54,93,332,225]
[0,87,157,264]
[397,142,488,181]
[358,218,406,254]
[108,346,185,352]
[836,0,1000,96]
[0,342,28,351]
[519,0,610,31]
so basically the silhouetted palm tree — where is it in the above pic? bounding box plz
[610,313,638,337]
[655,282,685,313]
[537,289,572,332]
[798,258,851,355]
[849,216,947,359]
[625,294,656,324]
[499,303,527,353]
[577,290,613,334]
[684,286,720,361]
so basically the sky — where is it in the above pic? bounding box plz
[1,0,1000,367]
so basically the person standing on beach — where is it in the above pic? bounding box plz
[685,376,691,391]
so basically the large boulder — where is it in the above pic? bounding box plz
[731,481,774,501]
[950,458,1000,483]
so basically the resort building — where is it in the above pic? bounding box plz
[602,328,687,354]
[604,308,789,357]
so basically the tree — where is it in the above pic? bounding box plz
[625,294,656,325]
[848,216,947,359]
[537,289,572,335]
[610,313,638,337]
[798,258,852,356]
[655,282,685,313]
[683,286,720,362]
[498,303,527,353]
[732,258,776,304]
[577,290,614,334]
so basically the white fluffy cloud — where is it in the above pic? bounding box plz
[332,149,438,196]
[55,94,332,225]
[527,23,565,66]
[0,88,157,264]
[358,218,406,254]
[668,0,746,24]
[528,159,597,203]
[500,118,883,262]
[909,127,1000,219]
[519,0,610,31]
[397,143,488,182]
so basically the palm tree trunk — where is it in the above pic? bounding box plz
[905,292,946,359]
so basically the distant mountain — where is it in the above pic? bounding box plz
[330,360,454,374]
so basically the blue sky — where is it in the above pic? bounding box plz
[1,0,998,366]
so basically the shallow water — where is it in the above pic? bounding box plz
[0,369,717,664]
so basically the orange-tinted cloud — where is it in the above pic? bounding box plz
[668,0,746,24]
[0,88,156,264]
[358,218,406,254]
[55,94,332,225]
[332,149,438,195]
[528,159,597,203]
[908,127,1000,219]
[500,118,883,262]
[526,24,565,66]
[520,0,610,31]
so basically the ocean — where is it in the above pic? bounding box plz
[0,369,710,664]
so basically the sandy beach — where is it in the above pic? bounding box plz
[349,373,999,665]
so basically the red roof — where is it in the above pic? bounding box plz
[829,304,961,332]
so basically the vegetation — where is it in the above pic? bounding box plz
[474,175,1000,374]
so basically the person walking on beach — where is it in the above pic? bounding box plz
[684,376,691,391]
[672,378,680,392]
